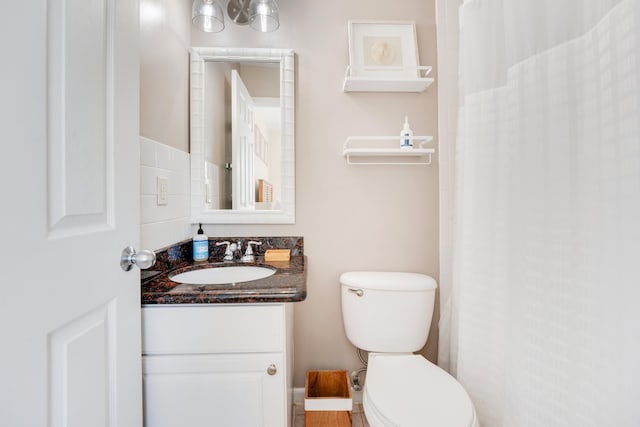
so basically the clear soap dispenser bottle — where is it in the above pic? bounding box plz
[193,223,209,262]
[400,116,413,149]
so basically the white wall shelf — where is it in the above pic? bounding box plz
[342,66,434,93]
[343,136,435,165]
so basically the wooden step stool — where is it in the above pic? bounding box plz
[304,370,352,427]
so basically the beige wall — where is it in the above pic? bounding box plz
[192,0,439,387]
[240,64,280,98]
[140,0,191,152]
[140,0,441,387]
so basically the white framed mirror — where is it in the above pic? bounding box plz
[190,47,295,224]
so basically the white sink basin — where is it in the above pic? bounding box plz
[170,266,276,285]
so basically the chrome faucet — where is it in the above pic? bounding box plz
[232,240,243,261]
[241,241,262,263]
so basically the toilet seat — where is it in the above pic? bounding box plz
[363,354,478,427]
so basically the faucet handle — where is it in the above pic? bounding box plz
[216,241,233,261]
[240,241,262,263]
[245,241,262,256]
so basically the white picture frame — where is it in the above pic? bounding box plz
[347,20,420,80]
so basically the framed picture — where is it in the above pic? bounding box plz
[348,20,420,79]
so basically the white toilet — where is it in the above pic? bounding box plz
[340,271,479,427]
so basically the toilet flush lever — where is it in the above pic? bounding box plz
[348,288,364,297]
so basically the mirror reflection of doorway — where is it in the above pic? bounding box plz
[203,61,281,211]
[231,69,255,210]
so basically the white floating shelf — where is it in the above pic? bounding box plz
[342,66,434,93]
[343,136,435,165]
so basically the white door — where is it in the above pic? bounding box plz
[231,70,256,210]
[0,1,142,427]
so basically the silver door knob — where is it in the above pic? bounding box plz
[267,364,277,376]
[120,246,157,271]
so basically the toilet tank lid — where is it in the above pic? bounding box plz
[340,272,437,291]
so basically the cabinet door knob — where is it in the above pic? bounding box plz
[267,364,277,375]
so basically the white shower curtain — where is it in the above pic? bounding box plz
[438,0,640,425]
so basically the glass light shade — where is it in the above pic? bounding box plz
[248,0,279,32]
[192,0,224,33]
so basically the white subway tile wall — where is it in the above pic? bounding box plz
[140,137,191,250]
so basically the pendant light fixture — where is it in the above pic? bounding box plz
[192,0,225,33]
[192,0,279,33]
[248,0,279,32]
[227,0,251,25]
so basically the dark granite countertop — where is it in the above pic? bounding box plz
[141,237,307,305]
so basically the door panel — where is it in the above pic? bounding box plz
[47,0,112,235]
[49,301,116,427]
[0,1,141,426]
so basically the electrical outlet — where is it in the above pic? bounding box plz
[157,176,168,205]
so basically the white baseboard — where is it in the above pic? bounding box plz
[293,387,305,404]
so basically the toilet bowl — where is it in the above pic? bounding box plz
[340,271,478,427]
[363,354,478,427]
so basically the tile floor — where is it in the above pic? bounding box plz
[293,403,370,427]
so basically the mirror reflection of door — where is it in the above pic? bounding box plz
[202,61,280,211]
[231,70,255,210]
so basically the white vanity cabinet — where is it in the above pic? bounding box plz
[142,304,294,427]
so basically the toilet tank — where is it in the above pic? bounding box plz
[340,272,437,353]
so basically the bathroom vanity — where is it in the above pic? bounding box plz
[140,237,306,427]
